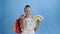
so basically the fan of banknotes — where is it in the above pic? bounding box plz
[33,15,44,22]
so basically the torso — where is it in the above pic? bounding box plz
[22,17,35,34]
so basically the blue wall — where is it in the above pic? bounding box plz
[0,0,60,34]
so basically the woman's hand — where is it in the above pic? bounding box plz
[37,19,40,25]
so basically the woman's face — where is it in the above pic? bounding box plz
[24,7,31,16]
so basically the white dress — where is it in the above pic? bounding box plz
[21,17,36,34]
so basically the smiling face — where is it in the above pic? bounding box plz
[24,7,31,16]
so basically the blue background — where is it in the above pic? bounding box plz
[0,0,60,34]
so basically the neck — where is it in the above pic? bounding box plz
[26,15,30,18]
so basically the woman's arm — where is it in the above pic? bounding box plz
[20,17,24,29]
[34,20,40,31]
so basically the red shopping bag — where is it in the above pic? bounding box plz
[13,18,22,33]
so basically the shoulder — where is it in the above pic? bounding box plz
[16,18,20,21]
